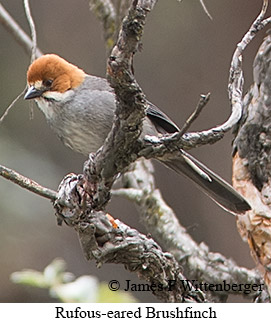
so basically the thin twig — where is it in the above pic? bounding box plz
[0,3,42,57]
[177,0,212,20]
[0,2,42,123]
[23,0,37,62]
[178,93,210,137]
[0,164,57,202]
[199,0,213,20]
[0,86,26,123]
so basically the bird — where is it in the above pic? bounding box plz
[24,54,251,214]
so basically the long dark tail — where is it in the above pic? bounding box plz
[161,150,251,214]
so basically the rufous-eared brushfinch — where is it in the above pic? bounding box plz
[24,54,251,214]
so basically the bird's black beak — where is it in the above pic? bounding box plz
[24,86,44,100]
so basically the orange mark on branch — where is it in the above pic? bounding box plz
[106,213,118,229]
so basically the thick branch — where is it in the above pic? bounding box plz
[141,0,271,156]
[81,0,158,209]
[232,23,271,298]
[117,159,266,301]
[0,160,267,301]
[53,172,206,302]
[0,161,205,302]
[76,211,205,302]
[0,162,206,302]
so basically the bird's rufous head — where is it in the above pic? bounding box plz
[24,54,85,100]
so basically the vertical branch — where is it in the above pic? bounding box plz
[89,0,117,55]
[0,1,41,122]
[232,30,271,298]
[23,0,38,62]
[115,0,131,31]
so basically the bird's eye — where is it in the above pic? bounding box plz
[43,79,53,88]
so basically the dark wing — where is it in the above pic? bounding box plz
[145,101,251,214]
[146,101,180,134]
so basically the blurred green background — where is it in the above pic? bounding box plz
[0,0,268,302]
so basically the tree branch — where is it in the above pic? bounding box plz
[116,159,267,301]
[77,0,158,210]
[0,159,267,301]
[142,0,271,156]
[0,2,42,57]
[178,93,210,137]
[0,89,26,123]
[23,0,38,62]
[0,163,205,301]
[76,211,205,302]
[199,0,212,20]
[0,164,58,203]
[0,1,41,123]
[89,0,117,55]
[232,15,271,297]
